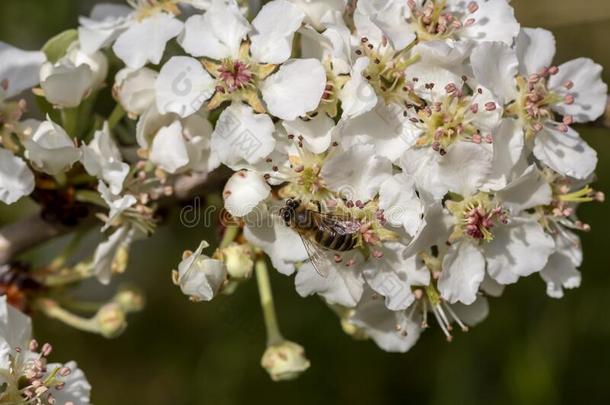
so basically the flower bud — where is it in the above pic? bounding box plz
[114,67,158,118]
[260,340,310,381]
[95,303,127,339]
[220,243,254,280]
[113,286,145,313]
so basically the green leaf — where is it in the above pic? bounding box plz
[42,29,78,63]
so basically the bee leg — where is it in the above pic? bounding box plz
[313,200,322,213]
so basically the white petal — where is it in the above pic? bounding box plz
[533,124,597,180]
[495,165,552,213]
[549,58,608,123]
[114,67,158,117]
[339,103,415,162]
[282,114,334,154]
[481,118,526,191]
[78,4,132,54]
[540,250,581,299]
[0,149,35,204]
[363,244,429,311]
[348,288,422,353]
[0,42,45,99]
[250,0,305,64]
[485,218,555,285]
[449,296,490,326]
[439,242,485,305]
[0,295,32,361]
[378,173,424,237]
[287,0,347,31]
[113,13,183,69]
[93,226,132,285]
[40,63,93,108]
[81,122,129,194]
[400,143,492,200]
[355,0,415,50]
[295,260,365,307]
[515,28,556,76]
[46,361,91,405]
[456,0,519,45]
[23,118,81,175]
[322,144,393,202]
[179,2,250,59]
[149,121,190,173]
[223,170,271,217]
[177,241,227,301]
[470,42,518,104]
[155,56,215,117]
[340,57,378,119]
[211,103,276,165]
[261,58,326,120]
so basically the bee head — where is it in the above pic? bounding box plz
[281,199,301,225]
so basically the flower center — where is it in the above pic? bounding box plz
[414,87,493,154]
[506,69,574,137]
[447,193,508,242]
[218,60,254,93]
[356,38,422,107]
[130,0,181,19]
[408,0,478,41]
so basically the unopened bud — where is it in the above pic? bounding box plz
[261,340,310,382]
[96,303,127,339]
[221,244,254,280]
[113,286,145,313]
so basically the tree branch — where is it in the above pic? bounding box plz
[0,168,232,265]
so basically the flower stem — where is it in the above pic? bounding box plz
[107,104,126,130]
[61,107,79,137]
[255,258,283,346]
[36,299,99,334]
[219,224,239,249]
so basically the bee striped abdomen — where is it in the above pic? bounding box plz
[314,229,357,252]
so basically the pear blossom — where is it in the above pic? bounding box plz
[0,42,45,101]
[471,28,607,180]
[0,296,91,404]
[173,240,227,301]
[40,43,108,108]
[22,116,81,175]
[114,67,158,117]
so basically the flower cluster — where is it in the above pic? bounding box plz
[0,0,606,387]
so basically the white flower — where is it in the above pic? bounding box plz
[0,296,91,404]
[471,29,606,180]
[40,43,108,108]
[81,122,129,194]
[174,240,227,301]
[287,0,346,30]
[0,41,45,101]
[157,0,325,122]
[114,67,158,117]
[23,116,81,175]
[0,148,35,205]
[261,340,310,381]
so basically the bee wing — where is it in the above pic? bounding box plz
[311,211,361,236]
[298,234,332,278]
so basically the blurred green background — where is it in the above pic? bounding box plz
[1,1,610,404]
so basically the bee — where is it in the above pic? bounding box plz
[280,199,361,277]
